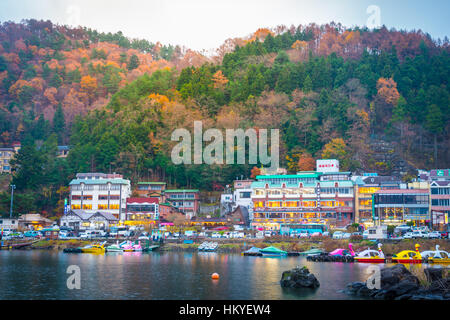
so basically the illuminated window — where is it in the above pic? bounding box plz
[359,187,380,194]
[320,201,334,207]
[360,199,372,206]
[71,205,81,210]
[82,204,92,210]
[98,204,108,210]
[255,189,265,196]
[254,201,264,208]
[268,201,282,207]
[110,204,120,210]
[302,201,316,207]
[284,201,298,207]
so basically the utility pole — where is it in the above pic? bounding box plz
[10,185,16,218]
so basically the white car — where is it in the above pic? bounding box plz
[79,232,89,239]
[311,232,322,237]
[342,233,351,239]
[411,230,428,238]
[403,232,414,239]
[299,232,309,238]
[332,231,344,239]
[427,231,441,239]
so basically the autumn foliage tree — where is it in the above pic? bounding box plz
[250,166,261,178]
[297,153,316,171]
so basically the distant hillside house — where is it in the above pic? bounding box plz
[0,147,15,173]
[57,145,70,158]
[164,189,200,219]
[136,181,166,200]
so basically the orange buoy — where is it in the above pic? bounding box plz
[211,273,220,280]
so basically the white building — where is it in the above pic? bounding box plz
[0,217,19,231]
[69,173,131,221]
[60,210,119,230]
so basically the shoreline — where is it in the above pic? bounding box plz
[3,238,448,254]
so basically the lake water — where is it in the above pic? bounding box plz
[0,250,434,300]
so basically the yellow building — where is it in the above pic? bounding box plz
[354,175,403,227]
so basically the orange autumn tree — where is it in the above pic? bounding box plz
[250,166,261,178]
[376,78,400,105]
[212,70,229,89]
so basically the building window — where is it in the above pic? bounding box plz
[83,204,92,210]
[302,201,317,207]
[71,205,81,210]
[98,204,108,210]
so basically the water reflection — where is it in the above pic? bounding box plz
[0,251,444,300]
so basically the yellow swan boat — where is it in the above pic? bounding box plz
[392,244,422,264]
[81,242,106,254]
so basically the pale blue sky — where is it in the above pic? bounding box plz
[0,0,448,52]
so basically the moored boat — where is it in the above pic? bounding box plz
[242,247,262,256]
[392,244,422,264]
[81,242,106,254]
[260,246,287,257]
[105,241,126,252]
[426,245,450,264]
[354,243,386,263]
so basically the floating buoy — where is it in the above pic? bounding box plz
[211,273,220,280]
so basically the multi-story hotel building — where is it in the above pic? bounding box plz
[251,160,355,231]
[69,173,131,220]
[354,175,403,226]
[372,189,430,226]
[418,169,450,228]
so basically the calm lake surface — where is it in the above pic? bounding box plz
[0,250,434,300]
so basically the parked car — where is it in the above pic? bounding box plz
[79,232,89,239]
[427,231,441,239]
[351,232,362,236]
[411,230,428,238]
[24,230,41,238]
[298,232,309,238]
[395,225,412,233]
[322,232,330,237]
[332,231,344,239]
[403,232,414,239]
[311,232,322,237]
[10,232,23,239]
[440,231,449,239]
[342,233,351,239]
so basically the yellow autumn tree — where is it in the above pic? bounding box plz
[80,75,98,98]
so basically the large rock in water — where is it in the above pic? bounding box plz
[344,264,450,300]
[280,266,320,289]
[380,264,419,289]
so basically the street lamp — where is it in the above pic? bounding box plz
[10,184,16,218]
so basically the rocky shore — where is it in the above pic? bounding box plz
[280,266,320,289]
[344,264,450,300]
